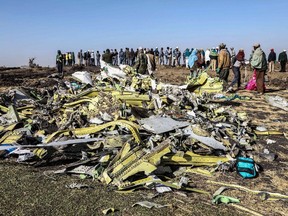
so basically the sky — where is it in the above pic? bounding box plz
[1,0,288,67]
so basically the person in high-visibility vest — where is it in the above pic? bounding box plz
[65,52,69,66]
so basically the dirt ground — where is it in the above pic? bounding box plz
[0,65,288,216]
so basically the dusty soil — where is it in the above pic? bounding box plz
[0,65,288,216]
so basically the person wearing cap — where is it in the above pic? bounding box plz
[268,49,276,72]
[250,43,267,94]
[216,43,231,86]
[278,50,287,72]
[134,47,148,74]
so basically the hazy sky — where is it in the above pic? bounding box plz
[1,0,288,67]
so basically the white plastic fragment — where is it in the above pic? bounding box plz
[72,71,93,85]
[132,201,169,209]
[266,139,276,145]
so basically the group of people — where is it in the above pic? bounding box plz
[56,44,287,94]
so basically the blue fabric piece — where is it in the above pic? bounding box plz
[188,49,198,68]
[236,157,257,179]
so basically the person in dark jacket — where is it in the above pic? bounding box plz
[119,48,124,64]
[227,49,245,92]
[130,48,136,66]
[56,50,63,76]
[278,50,287,72]
[102,49,116,64]
[134,47,148,74]
[268,49,276,72]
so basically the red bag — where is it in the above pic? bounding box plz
[245,69,266,91]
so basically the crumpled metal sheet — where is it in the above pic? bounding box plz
[265,95,288,111]
[183,126,227,151]
[138,116,190,134]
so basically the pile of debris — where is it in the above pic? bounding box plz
[1,61,287,212]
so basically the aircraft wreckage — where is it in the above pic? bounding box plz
[1,61,287,214]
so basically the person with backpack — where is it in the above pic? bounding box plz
[251,43,267,94]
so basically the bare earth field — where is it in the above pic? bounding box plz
[0,65,287,216]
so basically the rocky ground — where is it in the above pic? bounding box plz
[0,64,287,216]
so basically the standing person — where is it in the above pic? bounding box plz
[71,52,75,66]
[146,49,156,75]
[267,49,276,73]
[134,47,148,74]
[168,47,172,66]
[96,51,101,67]
[119,48,124,64]
[209,48,218,71]
[87,50,91,66]
[65,52,69,66]
[172,47,180,66]
[165,47,170,65]
[198,49,205,68]
[63,53,66,66]
[102,49,116,64]
[251,43,267,94]
[188,49,199,78]
[78,50,83,66]
[130,48,135,66]
[125,48,130,65]
[230,47,236,65]
[90,50,95,66]
[68,52,73,66]
[205,48,210,68]
[154,47,159,65]
[177,49,181,66]
[114,49,119,65]
[159,47,165,65]
[216,43,231,85]
[83,51,88,66]
[227,49,245,92]
[184,48,191,68]
[56,50,63,76]
[278,50,287,72]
